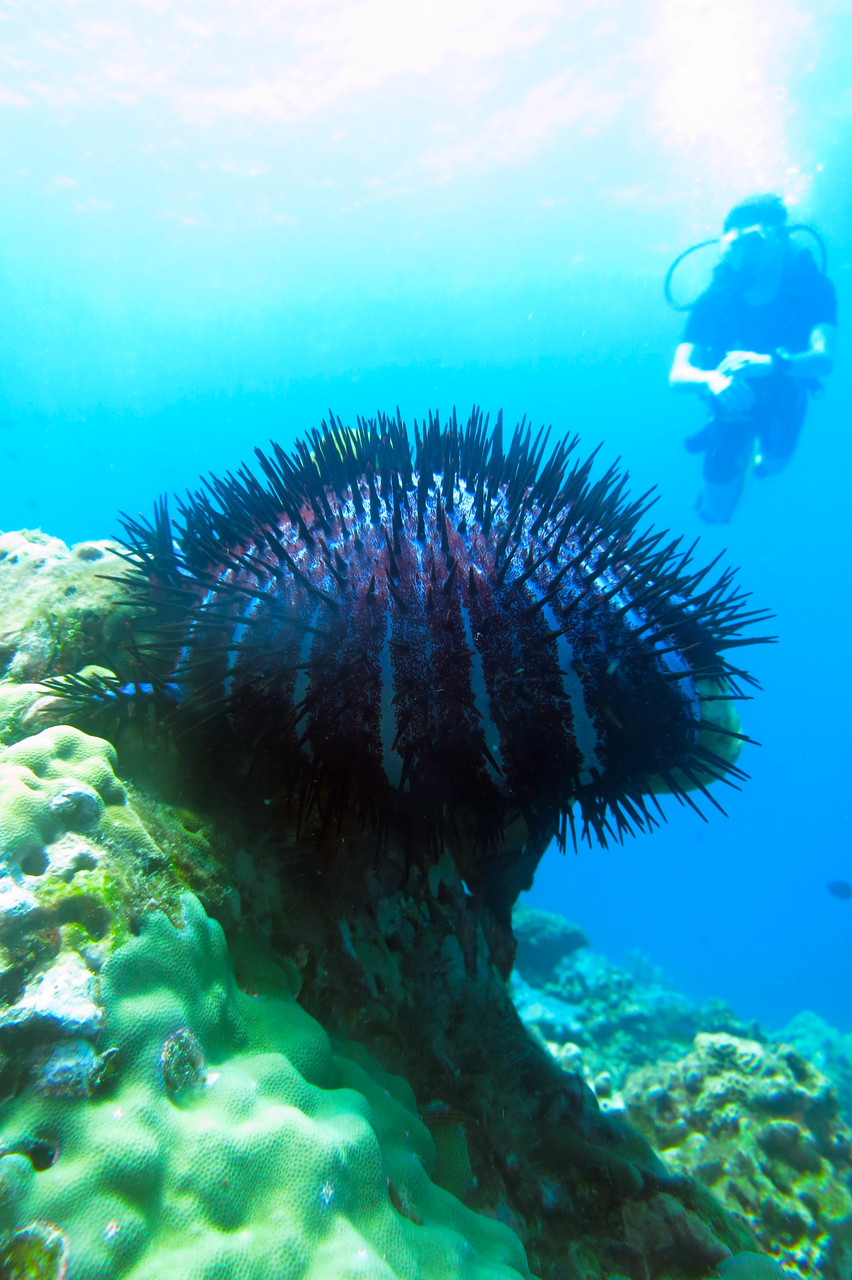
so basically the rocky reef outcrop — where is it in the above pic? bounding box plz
[624,1033,852,1280]
[775,1011,852,1131]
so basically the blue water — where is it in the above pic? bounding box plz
[2,1,850,1030]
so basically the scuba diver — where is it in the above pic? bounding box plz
[667,193,837,523]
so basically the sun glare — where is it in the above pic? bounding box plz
[650,0,805,191]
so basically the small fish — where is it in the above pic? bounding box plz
[826,880,852,900]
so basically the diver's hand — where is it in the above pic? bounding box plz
[705,368,756,413]
[716,351,773,379]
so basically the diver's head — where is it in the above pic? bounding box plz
[719,193,789,285]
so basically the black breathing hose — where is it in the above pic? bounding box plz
[663,224,828,311]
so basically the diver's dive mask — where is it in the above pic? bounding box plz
[720,222,782,258]
[721,223,762,250]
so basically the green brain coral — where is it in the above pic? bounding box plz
[0,893,531,1280]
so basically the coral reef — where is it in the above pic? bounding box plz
[0,531,774,1278]
[512,908,852,1276]
[623,1032,852,1279]
[0,723,195,1097]
[511,908,757,1107]
[775,1011,852,1128]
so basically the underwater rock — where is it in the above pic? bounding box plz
[29,1036,116,1099]
[624,1032,852,1279]
[0,948,101,1038]
[512,906,589,987]
[622,1189,730,1275]
[775,1010,852,1129]
[511,975,585,1043]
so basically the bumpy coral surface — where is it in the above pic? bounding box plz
[0,893,531,1280]
[0,726,137,1062]
[624,1033,852,1279]
[0,723,248,1107]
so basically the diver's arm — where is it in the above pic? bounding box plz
[777,324,836,380]
[669,343,715,392]
[669,342,754,411]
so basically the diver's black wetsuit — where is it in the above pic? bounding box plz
[684,249,837,483]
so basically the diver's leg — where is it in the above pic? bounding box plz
[755,403,806,478]
[694,418,754,523]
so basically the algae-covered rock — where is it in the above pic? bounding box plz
[0,530,135,697]
[624,1032,852,1279]
[0,723,242,1113]
[0,892,531,1280]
